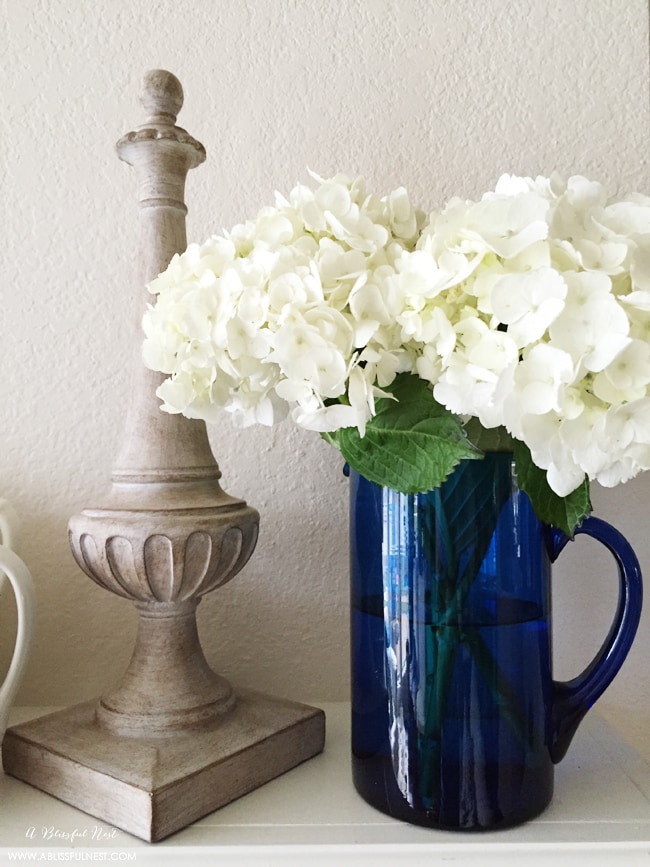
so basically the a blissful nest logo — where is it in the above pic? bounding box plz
[25,825,120,843]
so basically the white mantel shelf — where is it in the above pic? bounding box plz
[1,703,649,866]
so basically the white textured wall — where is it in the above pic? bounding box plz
[3,0,650,750]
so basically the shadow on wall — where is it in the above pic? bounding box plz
[197,497,351,704]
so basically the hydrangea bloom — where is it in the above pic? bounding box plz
[143,172,423,436]
[409,174,650,494]
[143,171,650,500]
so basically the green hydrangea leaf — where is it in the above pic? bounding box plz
[326,374,481,493]
[463,418,515,452]
[512,439,592,536]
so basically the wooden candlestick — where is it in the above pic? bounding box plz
[2,70,325,842]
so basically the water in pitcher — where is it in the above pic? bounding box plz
[351,591,554,829]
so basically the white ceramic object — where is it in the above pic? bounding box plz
[0,501,35,739]
[0,498,18,553]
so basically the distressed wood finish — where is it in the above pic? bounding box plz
[2,70,325,842]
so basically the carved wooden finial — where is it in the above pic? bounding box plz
[2,69,325,842]
[116,67,205,181]
[140,69,184,123]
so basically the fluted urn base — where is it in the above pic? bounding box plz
[3,690,325,842]
[3,499,326,841]
[3,489,326,841]
[64,496,260,738]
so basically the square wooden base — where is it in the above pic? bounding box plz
[2,690,325,842]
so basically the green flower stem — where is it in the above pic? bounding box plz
[463,627,533,750]
[419,625,461,809]
[413,455,527,806]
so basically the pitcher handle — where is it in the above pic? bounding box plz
[547,516,643,763]
[0,545,35,740]
[0,499,19,593]
[0,499,18,550]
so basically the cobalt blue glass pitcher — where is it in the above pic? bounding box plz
[349,452,643,830]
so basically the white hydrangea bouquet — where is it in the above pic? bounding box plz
[142,171,650,536]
